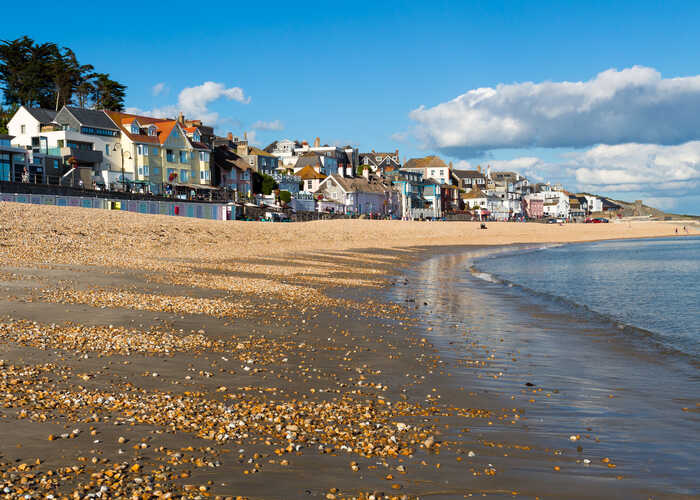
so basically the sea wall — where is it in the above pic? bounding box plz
[0,191,230,220]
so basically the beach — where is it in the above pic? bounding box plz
[0,202,696,499]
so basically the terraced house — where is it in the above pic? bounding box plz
[105,112,212,195]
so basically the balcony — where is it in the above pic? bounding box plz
[61,147,103,165]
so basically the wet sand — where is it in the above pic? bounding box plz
[0,203,696,499]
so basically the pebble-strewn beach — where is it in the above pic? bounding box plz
[0,203,694,499]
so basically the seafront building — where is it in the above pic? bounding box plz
[2,105,626,220]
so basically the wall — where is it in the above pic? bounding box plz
[0,189,229,220]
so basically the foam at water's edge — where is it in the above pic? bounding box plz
[469,243,700,366]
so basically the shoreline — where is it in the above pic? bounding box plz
[0,203,697,499]
[382,245,698,497]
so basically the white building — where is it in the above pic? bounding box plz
[582,194,603,213]
[9,105,121,187]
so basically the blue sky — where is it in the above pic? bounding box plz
[4,0,700,213]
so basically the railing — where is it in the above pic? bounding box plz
[272,173,301,183]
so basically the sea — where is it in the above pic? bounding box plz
[385,236,700,495]
[473,236,700,358]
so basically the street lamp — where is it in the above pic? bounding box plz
[112,143,132,192]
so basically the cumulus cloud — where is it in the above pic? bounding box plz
[131,82,250,125]
[152,83,167,96]
[410,66,700,157]
[463,141,700,208]
[570,142,700,194]
[177,82,250,124]
[251,119,284,131]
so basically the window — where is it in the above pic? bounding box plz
[193,131,201,142]
[375,156,381,162]
[138,145,149,156]
[199,170,210,181]
[151,147,159,156]
[152,167,160,175]
[144,166,149,176]
[180,151,188,163]
[180,170,188,182]
[138,167,143,176]
[130,124,139,134]
[307,180,313,190]
[105,144,110,156]
[199,151,209,162]
[20,125,26,134]
[166,150,174,162]
[148,126,156,136]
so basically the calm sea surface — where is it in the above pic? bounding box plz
[383,237,700,495]
[473,236,700,358]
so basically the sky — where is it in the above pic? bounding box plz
[4,0,700,214]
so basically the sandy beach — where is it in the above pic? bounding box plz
[0,202,696,499]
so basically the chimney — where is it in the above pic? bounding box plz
[314,137,320,148]
[477,165,482,174]
[227,132,233,141]
[244,131,247,141]
[395,149,399,159]
[362,167,370,180]
[178,112,184,125]
[338,164,344,178]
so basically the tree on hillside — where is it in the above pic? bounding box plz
[252,172,279,195]
[90,73,126,111]
[0,37,126,111]
[0,104,18,134]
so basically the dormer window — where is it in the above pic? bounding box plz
[148,126,157,137]
[130,124,139,134]
[193,131,201,142]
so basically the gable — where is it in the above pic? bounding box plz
[164,125,187,147]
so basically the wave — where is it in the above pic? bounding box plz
[468,258,699,368]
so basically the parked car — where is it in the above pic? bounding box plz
[593,217,609,223]
[547,218,557,224]
[585,217,594,223]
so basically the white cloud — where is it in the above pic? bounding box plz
[570,142,700,192]
[131,82,249,125]
[176,82,250,124]
[410,66,700,157]
[152,83,167,96]
[251,119,284,131]
[461,142,700,211]
[391,131,409,142]
[245,130,259,146]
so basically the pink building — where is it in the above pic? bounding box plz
[523,197,544,218]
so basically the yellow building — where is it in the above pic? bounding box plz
[106,111,211,195]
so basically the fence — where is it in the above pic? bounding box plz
[0,188,230,221]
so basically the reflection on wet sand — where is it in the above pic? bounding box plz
[388,249,699,495]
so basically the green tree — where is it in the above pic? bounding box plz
[0,104,18,134]
[252,172,279,195]
[279,190,292,204]
[91,73,126,111]
[0,37,126,111]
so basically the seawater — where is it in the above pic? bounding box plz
[384,241,700,495]
[472,236,700,358]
